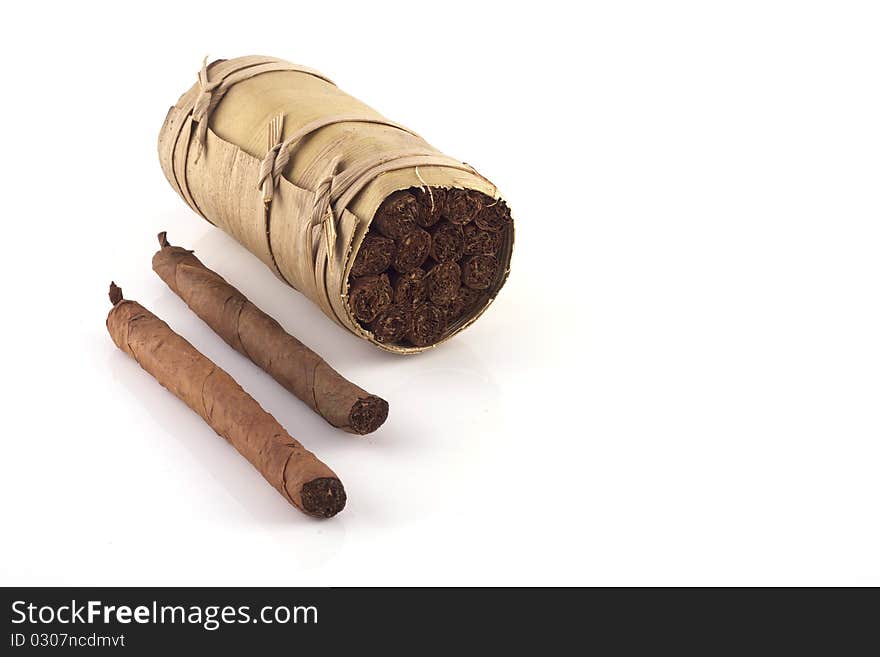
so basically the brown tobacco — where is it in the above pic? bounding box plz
[106,283,346,518]
[412,187,446,228]
[438,287,482,323]
[349,273,393,323]
[348,187,511,348]
[350,235,395,277]
[373,191,418,239]
[463,223,503,256]
[407,303,447,347]
[392,268,427,306]
[370,304,412,344]
[475,199,512,232]
[391,228,431,273]
[461,254,499,290]
[153,234,388,435]
[426,261,461,305]
[443,188,483,225]
[429,221,465,263]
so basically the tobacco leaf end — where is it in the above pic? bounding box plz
[109,282,123,306]
[348,395,389,434]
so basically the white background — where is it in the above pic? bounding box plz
[1,1,877,586]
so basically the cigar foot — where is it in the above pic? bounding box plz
[300,478,347,518]
[349,395,390,435]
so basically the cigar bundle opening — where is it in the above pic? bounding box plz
[350,188,512,347]
[158,55,514,354]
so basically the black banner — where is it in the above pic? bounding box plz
[1,587,874,652]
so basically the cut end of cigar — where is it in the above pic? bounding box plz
[350,186,512,349]
[461,254,499,290]
[300,477,347,518]
[348,395,389,434]
[109,281,123,306]
[157,231,169,247]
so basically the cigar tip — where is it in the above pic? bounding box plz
[300,477,347,518]
[109,282,123,306]
[157,231,169,247]
[348,395,389,435]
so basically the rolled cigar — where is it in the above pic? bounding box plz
[373,191,418,239]
[475,198,513,233]
[438,287,483,323]
[412,187,446,228]
[436,296,465,323]
[426,261,462,305]
[429,220,464,263]
[458,286,483,311]
[106,283,346,518]
[461,254,499,290]
[391,228,431,274]
[443,188,483,225]
[463,223,503,256]
[407,303,447,347]
[370,304,413,344]
[350,235,395,277]
[153,234,388,435]
[392,268,427,307]
[349,273,393,323]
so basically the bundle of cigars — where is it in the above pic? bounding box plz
[350,187,511,346]
[108,55,514,518]
[158,55,514,352]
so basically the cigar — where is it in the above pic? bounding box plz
[391,268,427,307]
[370,304,413,344]
[461,254,499,290]
[426,261,461,305]
[349,273,393,324]
[412,187,446,228]
[407,303,447,347]
[106,283,346,518]
[153,234,388,435]
[437,287,483,323]
[429,220,464,263]
[463,223,503,256]
[373,191,418,239]
[391,228,431,273]
[350,234,395,277]
[474,198,512,233]
[442,188,483,225]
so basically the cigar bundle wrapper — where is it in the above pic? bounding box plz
[158,55,514,353]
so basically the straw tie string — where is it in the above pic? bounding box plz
[192,58,224,162]
[258,115,289,204]
[310,156,341,275]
